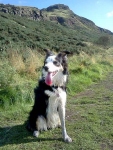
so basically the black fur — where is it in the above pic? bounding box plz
[26,79,53,132]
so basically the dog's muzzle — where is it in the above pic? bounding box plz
[44,66,58,86]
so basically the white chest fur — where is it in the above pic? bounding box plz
[45,87,66,129]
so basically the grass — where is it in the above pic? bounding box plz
[0,73,113,150]
[0,49,43,109]
[0,47,113,149]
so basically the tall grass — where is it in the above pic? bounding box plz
[6,48,44,78]
[0,48,113,109]
[0,49,43,109]
[68,52,113,96]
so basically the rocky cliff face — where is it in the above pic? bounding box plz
[0,4,44,20]
[0,3,112,35]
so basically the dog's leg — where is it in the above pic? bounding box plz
[33,115,47,138]
[58,98,72,143]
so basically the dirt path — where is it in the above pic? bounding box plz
[73,72,113,102]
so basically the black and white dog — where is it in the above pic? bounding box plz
[26,49,72,143]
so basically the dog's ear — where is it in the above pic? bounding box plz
[57,50,73,59]
[61,50,73,57]
[44,49,53,57]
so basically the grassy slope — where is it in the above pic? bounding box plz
[0,11,113,52]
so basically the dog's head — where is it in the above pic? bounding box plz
[42,49,72,86]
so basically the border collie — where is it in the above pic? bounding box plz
[26,49,72,143]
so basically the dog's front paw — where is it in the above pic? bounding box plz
[45,90,56,97]
[33,131,39,137]
[64,135,72,143]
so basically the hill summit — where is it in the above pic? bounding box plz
[44,4,70,11]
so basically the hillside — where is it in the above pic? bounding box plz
[0,3,113,34]
[0,3,113,52]
[42,4,113,34]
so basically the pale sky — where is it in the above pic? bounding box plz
[1,0,113,32]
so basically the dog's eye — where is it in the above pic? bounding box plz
[53,61,57,64]
[53,61,60,66]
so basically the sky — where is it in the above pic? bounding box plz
[0,0,113,32]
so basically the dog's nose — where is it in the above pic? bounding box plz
[44,66,48,71]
